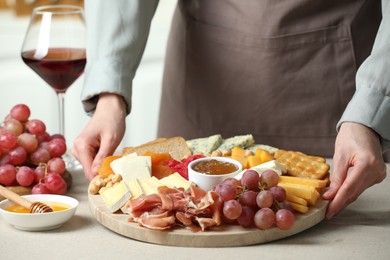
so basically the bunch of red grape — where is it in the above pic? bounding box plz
[0,104,68,194]
[214,169,295,230]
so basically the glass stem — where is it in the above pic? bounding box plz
[57,92,66,136]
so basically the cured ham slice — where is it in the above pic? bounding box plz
[175,211,193,226]
[125,185,223,231]
[128,193,161,212]
[160,193,174,211]
[208,192,223,226]
[195,217,218,231]
[136,211,176,230]
[157,186,182,194]
[189,185,207,202]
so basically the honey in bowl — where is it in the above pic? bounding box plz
[5,202,70,214]
[192,159,238,175]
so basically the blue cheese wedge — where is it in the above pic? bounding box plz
[217,134,255,152]
[234,160,287,180]
[99,181,131,212]
[246,144,279,155]
[186,134,223,154]
[110,154,151,182]
[160,172,192,190]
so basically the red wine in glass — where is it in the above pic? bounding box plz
[21,5,86,170]
[22,48,86,93]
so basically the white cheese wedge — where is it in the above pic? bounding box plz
[137,178,158,195]
[147,176,165,189]
[99,181,131,212]
[126,179,143,199]
[160,172,192,190]
[234,160,287,180]
[110,154,151,182]
[252,160,287,175]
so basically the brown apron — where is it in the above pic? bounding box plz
[157,0,381,157]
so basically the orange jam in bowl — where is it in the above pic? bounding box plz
[188,157,242,191]
[5,202,70,214]
[192,159,238,175]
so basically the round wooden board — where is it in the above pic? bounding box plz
[88,194,328,247]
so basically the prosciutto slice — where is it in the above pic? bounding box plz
[123,185,223,231]
[128,193,161,212]
[136,211,176,230]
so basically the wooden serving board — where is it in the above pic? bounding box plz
[89,194,328,247]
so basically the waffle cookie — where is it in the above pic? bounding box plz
[274,150,329,180]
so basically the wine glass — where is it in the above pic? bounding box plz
[21,5,86,170]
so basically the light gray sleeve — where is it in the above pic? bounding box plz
[81,0,159,115]
[337,1,390,152]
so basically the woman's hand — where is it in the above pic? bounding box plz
[72,93,126,180]
[323,122,387,219]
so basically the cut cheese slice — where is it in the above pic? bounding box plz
[278,182,320,206]
[126,179,143,199]
[99,181,131,212]
[137,178,158,195]
[287,201,309,213]
[279,175,328,188]
[110,154,151,182]
[147,176,165,189]
[160,172,192,190]
[285,193,308,206]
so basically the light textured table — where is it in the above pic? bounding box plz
[0,161,389,260]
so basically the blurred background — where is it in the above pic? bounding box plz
[0,0,177,153]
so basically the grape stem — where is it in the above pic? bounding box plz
[273,199,283,211]
[235,186,247,200]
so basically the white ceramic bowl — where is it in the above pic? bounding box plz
[188,157,242,191]
[0,194,79,231]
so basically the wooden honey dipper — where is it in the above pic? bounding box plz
[0,185,53,213]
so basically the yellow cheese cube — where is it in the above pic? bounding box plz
[247,155,262,168]
[231,147,248,169]
[231,146,246,158]
[255,148,274,164]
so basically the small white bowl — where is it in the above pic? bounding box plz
[0,194,79,231]
[188,157,242,191]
